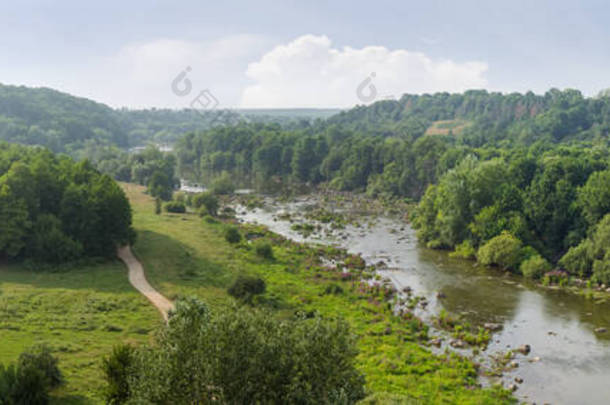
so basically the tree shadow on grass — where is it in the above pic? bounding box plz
[0,229,231,297]
[132,230,232,291]
[50,394,97,405]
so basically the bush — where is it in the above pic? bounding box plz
[593,254,610,285]
[0,346,62,405]
[122,298,365,404]
[520,255,551,279]
[202,214,218,224]
[173,191,187,204]
[17,345,62,389]
[228,276,266,300]
[449,240,476,259]
[164,201,186,213]
[477,231,523,271]
[224,226,242,244]
[193,192,218,216]
[254,241,274,260]
[102,344,135,405]
[559,240,593,277]
[211,172,235,195]
[324,283,344,295]
[559,214,610,284]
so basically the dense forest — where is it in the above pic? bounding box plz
[2,85,610,281]
[0,83,337,153]
[173,89,610,284]
[0,142,134,263]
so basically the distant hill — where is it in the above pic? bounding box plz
[0,83,341,152]
[2,83,609,154]
[0,84,128,152]
[327,89,610,144]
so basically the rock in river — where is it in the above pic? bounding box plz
[516,344,531,355]
[484,322,503,332]
[450,339,465,348]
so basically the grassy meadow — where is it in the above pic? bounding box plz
[126,183,512,404]
[0,183,512,403]
[0,261,160,403]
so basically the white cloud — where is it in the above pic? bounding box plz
[84,35,271,108]
[240,34,489,108]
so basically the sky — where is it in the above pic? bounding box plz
[1,0,609,109]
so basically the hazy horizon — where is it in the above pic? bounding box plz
[2,1,609,109]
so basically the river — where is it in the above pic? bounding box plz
[235,196,610,405]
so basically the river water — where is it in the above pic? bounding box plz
[235,197,610,405]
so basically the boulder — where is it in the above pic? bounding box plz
[430,338,442,348]
[484,322,503,332]
[450,339,465,348]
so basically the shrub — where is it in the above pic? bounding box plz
[123,298,365,404]
[102,344,135,405]
[559,240,593,277]
[173,191,187,204]
[164,201,186,213]
[477,231,523,271]
[592,254,610,285]
[254,241,274,260]
[450,240,476,259]
[193,192,218,216]
[224,226,242,244]
[17,345,62,390]
[228,276,266,300]
[211,172,235,195]
[520,255,551,279]
[197,206,208,217]
[202,214,218,224]
[0,345,62,405]
[154,197,162,215]
[324,283,344,295]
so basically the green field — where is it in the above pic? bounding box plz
[0,183,512,403]
[126,184,511,404]
[0,261,159,403]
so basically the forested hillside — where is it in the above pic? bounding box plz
[0,84,128,152]
[0,83,338,153]
[328,89,610,145]
[174,88,610,284]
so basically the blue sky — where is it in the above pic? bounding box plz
[1,0,608,108]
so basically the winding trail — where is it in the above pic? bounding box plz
[118,245,174,321]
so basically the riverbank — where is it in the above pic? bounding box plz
[124,183,513,403]
[228,191,610,405]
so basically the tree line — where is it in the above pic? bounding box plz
[0,142,135,263]
[172,89,610,284]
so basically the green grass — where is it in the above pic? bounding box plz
[125,183,513,404]
[0,260,159,403]
[0,183,513,403]
[425,119,471,136]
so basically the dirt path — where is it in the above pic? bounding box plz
[118,245,174,321]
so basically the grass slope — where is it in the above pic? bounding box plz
[0,183,512,403]
[0,261,159,403]
[126,183,513,404]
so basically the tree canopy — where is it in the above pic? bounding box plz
[0,142,134,263]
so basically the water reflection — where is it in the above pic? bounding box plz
[235,199,610,405]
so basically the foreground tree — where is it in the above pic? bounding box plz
[104,298,365,404]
